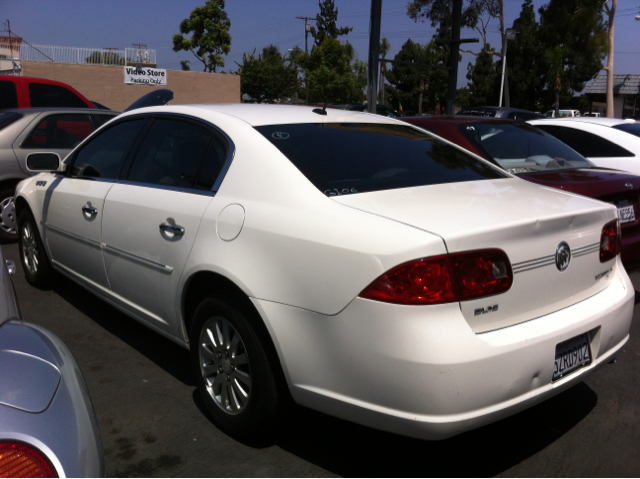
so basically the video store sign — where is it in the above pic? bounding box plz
[124,66,167,85]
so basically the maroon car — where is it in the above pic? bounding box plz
[403,116,640,271]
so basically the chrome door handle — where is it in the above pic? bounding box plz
[159,222,185,236]
[82,205,98,216]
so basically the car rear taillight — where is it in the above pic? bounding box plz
[359,249,512,305]
[600,219,621,263]
[0,441,57,478]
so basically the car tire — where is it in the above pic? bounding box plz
[190,295,279,444]
[18,209,53,288]
[0,188,17,243]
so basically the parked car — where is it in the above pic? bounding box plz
[544,109,581,118]
[582,112,601,117]
[0,247,104,477]
[456,106,544,121]
[528,118,640,175]
[0,108,119,242]
[0,75,95,110]
[15,104,633,443]
[341,103,402,117]
[403,115,640,271]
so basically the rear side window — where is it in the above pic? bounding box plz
[22,114,93,149]
[0,81,19,109]
[536,125,635,158]
[0,112,22,131]
[28,82,87,108]
[613,123,640,139]
[70,119,146,179]
[255,123,505,196]
[127,118,218,189]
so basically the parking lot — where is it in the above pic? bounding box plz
[2,240,639,477]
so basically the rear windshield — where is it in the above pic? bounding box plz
[458,121,594,174]
[613,122,640,139]
[456,109,496,117]
[255,123,505,196]
[0,112,22,131]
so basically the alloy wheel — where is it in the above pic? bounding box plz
[21,220,39,275]
[0,197,16,235]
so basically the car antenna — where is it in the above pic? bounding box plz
[312,101,328,116]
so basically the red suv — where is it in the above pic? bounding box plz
[0,75,94,110]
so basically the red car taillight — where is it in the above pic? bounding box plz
[600,219,621,263]
[0,442,57,478]
[359,249,512,305]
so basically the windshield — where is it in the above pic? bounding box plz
[0,112,23,131]
[256,123,506,196]
[613,122,640,139]
[458,121,595,174]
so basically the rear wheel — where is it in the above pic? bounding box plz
[18,209,53,288]
[190,295,279,443]
[0,188,17,243]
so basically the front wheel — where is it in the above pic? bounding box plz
[190,296,279,443]
[0,188,17,243]
[18,209,53,288]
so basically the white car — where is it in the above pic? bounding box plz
[14,104,634,442]
[529,118,640,175]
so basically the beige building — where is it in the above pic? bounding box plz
[21,60,240,111]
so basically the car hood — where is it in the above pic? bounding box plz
[517,168,640,199]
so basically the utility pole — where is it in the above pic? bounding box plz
[367,0,382,114]
[296,16,315,104]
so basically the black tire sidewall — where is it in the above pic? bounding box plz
[190,296,279,443]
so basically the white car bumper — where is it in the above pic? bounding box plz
[253,263,634,440]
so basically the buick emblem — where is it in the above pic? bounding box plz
[271,131,290,140]
[625,182,634,189]
[555,242,571,272]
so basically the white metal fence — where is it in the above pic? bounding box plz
[18,44,156,66]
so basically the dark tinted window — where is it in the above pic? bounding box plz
[0,112,22,131]
[613,123,640,139]
[71,119,145,179]
[456,109,497,117]
[0,81,19,109]
[536,125,635,158]
[91,113,117,128]
[28,82,87,108]
[256,123,505,196]
[458,121,593,173]
[22,114,93,149]
[507,111,544,121]
[194,138,228,191]
[127,118,214,189]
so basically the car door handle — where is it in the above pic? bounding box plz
[82,205,98,216]
[159,222,185,236]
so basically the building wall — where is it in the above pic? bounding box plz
[22,61,240,111]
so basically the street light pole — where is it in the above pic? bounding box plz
[499,28,516,108]
[296,16,315,104]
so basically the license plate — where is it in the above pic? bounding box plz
[553,333,591,382]
[618,204,635,224]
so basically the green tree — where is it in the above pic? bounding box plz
[85,51,125,65]
[386,39,447,114]
[172,0,231,72]
[180,60,191,71]
[537,0,607,112]
[466,45,498,106]
[299,38,365,104]
[310,0,353,47]
[237,45,300,103]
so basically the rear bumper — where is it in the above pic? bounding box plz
[255,262,634,440]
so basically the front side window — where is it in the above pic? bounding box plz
[127,118,217,189]
[22,114,93,149]
[70,119,146,179]
[256,123,505,196]
[458,121,594,174]
[536,125,635,158]
[0,81,18,109]
[28,82,87,108]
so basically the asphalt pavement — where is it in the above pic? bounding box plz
[2,241,639,477]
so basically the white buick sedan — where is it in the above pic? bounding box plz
[14,104,634,442]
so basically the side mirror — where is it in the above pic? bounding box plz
[26,153,64,172]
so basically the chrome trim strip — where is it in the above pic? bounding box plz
[513,242,600,274]
[45,223,102,247]
[102,244,173,274]
[513,260,555,274]
[512,254,555,268]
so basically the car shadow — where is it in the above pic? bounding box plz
[634,289,640,305]
[272,382,597,477]
[49,272,195,387]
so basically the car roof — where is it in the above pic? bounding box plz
[118,103,400,127]
[529,117,635,127]
[404,115,513,125]
[0,107,118,115]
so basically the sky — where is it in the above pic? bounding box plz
[2,0,640,91]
